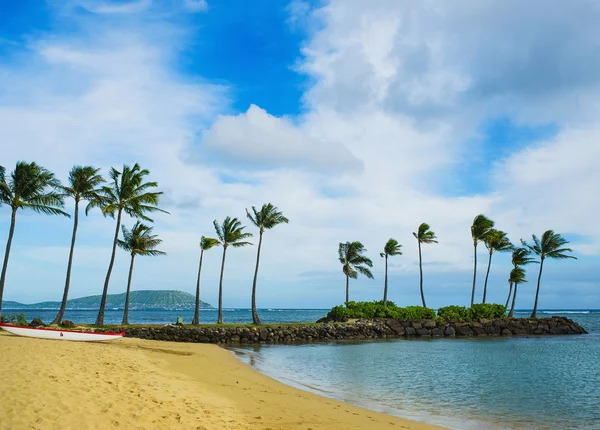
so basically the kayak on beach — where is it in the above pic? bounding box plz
[0,322,124,342]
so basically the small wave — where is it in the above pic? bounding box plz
[542,311,590,314]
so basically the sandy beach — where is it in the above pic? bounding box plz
[0,331,445,430]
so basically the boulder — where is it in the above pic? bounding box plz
[29,318,44,327]
[444,326,456,337]
[60,320,75,328]
[501,329,513,336]
[423,320,437,329]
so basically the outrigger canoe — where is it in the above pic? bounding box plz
[0,322,124,342]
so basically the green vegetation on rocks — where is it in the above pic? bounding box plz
[328,301,436,320]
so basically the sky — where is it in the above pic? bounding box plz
[1,0,599,310]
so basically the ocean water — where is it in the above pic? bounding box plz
[0,307,328,325]
[230,310,600,430]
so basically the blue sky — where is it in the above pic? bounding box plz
[1,0,599,310]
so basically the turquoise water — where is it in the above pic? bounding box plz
[231,311,600,430]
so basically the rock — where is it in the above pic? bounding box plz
[423,320,437,329]
[455,326,474,336]
[431,328,444,337]
[416,328,431,337]
[412,322,422,330]
[29,318,44,327]
[444,326,456,337]
[385,319,406,335]
[404,326,416,336]
[501,329,513,336]
[60,320,75,328]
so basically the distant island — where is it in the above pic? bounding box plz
[1,290,213,311]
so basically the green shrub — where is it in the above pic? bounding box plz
[0,313,27,326]
[437,305,472,322]
[469,303,506,319]
[326,301,435,320]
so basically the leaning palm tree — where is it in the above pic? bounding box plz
[482,229,513,303]
[522,231,576,318]
[213,217,253,324]
[339,241,374,304]
[505,247,538,309]
[508,267,527,317]
[0,162,68,314]
[470,214,495,306]
[91,164,167,326]
[117,221,166,325]
[246,203,289,325]
[51,166,105,325]
[192,236,220,325]
[380,238,402,306]
[413,223,437,308]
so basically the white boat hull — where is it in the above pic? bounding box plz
[0,323,124,342]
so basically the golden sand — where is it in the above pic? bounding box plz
[0,331,445,430]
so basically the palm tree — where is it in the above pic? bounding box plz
[117,222,166,325]
[413,223,437,308]
[0,162,68,314]
[522,231,576,318]
[482,229,513,303]
[380,238,402,306]
[51,166,105,325]
[505,247,538,310]
[470,214,494,306]
[508,267,527,317]
[213,217,253,324]
[246,203,289,325]
[91,164,167,326]
[339,241,374,304]
[192,236,220,325]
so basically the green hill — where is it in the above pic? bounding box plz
[2,290,212,310]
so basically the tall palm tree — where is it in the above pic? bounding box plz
[91,164,167,326]
[505,247,538,310]
[380,238,402,306]
[246,203,289,325]
[413,223,437,308]
[117,221,166,325]
[482,229,513,303]
[508,267,527,317]
[192,236,220,325]
[0,162,68,314]
[339,241,374,304]
[213,217,253,324]
[51,166,105,325]
[470,214,494,306]
[522,231,576,318]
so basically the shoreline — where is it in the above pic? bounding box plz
[0,331,445,429]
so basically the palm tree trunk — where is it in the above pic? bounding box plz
[122,254,135,325]
[251,231,263,325]
[217,246,227,324]
[418,241,426,308]
[471,242,477,306]
[192,249,204,325]
[0,208,17,314]
[383,255,388,306]
[345,271,349,305]
[95,209,122,326]
[505,281,513,309]
[52,199,79,325]
[509,283,518,317]
[530,257,545,318]
[482,250,493,304]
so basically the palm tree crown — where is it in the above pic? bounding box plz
[380,238,403,258]
[214,217,253,248]
[484,229,513,254]
[0,161,67,215]
[246,203,289,233]
[117,221,166,257]
[511,247,538,267]
[413,223,438,244]
[200,236,220,251]
[92,164,167,221]
[508,267,527,285]
[339,241,373,304]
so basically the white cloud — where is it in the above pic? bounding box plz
[197,104,363,173]
[182,0,208,12]
[77,0,152,14]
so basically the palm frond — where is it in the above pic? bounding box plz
[200,236,220,250]
[414,223,438,244]
[471,214,495,243]
[383,238,402,256]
